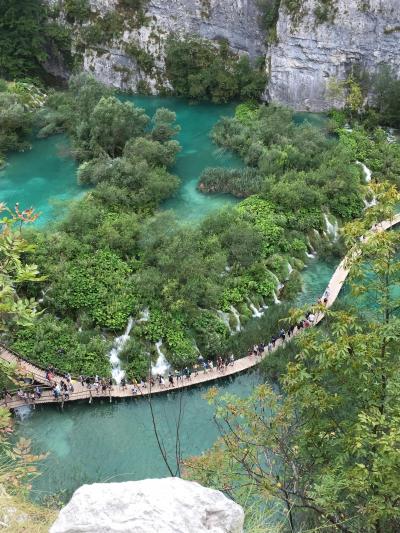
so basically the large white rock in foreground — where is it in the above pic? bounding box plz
[50,477,244,533]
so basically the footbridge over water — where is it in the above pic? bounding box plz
[1,214,399,411]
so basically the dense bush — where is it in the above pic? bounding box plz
[206,103,364,223]
[165,36,267,103]
[0,91,33,160]
[12,315,111,376]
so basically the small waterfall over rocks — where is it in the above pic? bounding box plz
[323,213,339,241]
[152,340,170,376]
[273,291,281,305]
[356,161,372,183]
[364,196,378,209]
[138,308,150,322]
[108,317,134,384]
[287,262,293,276]
[246,297,264,318]
[14,404,32,420]
[217,310,233,334]
[230,305,242,332]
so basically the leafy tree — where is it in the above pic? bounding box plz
[165,36,266,103]
[0,0,47,79]
[12,314,111,376]
[151,108,180,143]
[50,249,137,330]
[89,96,149,158]
[371,65,400,128]
[0,91,33,160]
[185,188,400,532]
[0,204,45,333]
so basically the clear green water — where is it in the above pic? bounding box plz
[13,256,338,502]
[0,96,241,224]
[0,135,82,226]
[3,96,335,499]
[15,372,261,502]
[126,95,242,221]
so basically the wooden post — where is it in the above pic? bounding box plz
[109,388,112,403]
[89,389,93,404]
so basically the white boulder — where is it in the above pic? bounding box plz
[50,477,244,533]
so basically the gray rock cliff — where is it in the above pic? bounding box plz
[52,0,266,93]
[45,0,400,110]
[267,0,400,110]
[50,477,245,533]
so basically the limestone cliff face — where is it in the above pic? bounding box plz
[267,0,400,111]
[45,0,400,110]
[57,0,265,93]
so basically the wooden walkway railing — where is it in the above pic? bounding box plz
[1,214,399,411]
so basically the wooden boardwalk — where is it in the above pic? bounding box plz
[2,214,399,411]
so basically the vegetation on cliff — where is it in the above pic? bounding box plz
[165,36,267,103]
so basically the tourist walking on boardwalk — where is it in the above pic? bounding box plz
[168,373,174,387]
[121,377,127,390]
[229,354,235,366]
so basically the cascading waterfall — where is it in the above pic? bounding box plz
[356,162,377,209]
[269,270,283,304]
[273,291,281,305]
[152,340,170,376]
[217,310,233,334]
[246,297,264,318]
[356,161,372,183]
[386,128,396,144]
[108,317,134,384]
[138,308,150,322]
[364,196,378,209]
[323,213,339,241]
[287,262,293,276]
[230,305,242,332]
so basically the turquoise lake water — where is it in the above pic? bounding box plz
[0,96,241,224]
[1,96,334,501]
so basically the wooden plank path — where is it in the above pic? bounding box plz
[2,214,400,412]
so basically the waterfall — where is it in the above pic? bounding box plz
[287,262,293,276]
[356,161,372,183]
[269,271,281,287]
[14,405,32,420]
[306,252,316,259]
[138,308,150,322]
[273,291,281,305]
[268,271,283,303]
[217,310,233,334]
[230,305,241,332]
[152,340,170,376]
[323,213,339,241]
[108,317,134,384]
[247,298,264,318]
[364,196,377,209]
[387,128,396,144]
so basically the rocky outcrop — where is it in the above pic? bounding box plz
[50,477,245,533]
[50,0,265,94]
[45,0,400,110]
[267,0,400,111]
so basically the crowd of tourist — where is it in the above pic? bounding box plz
[1,289,330,407]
